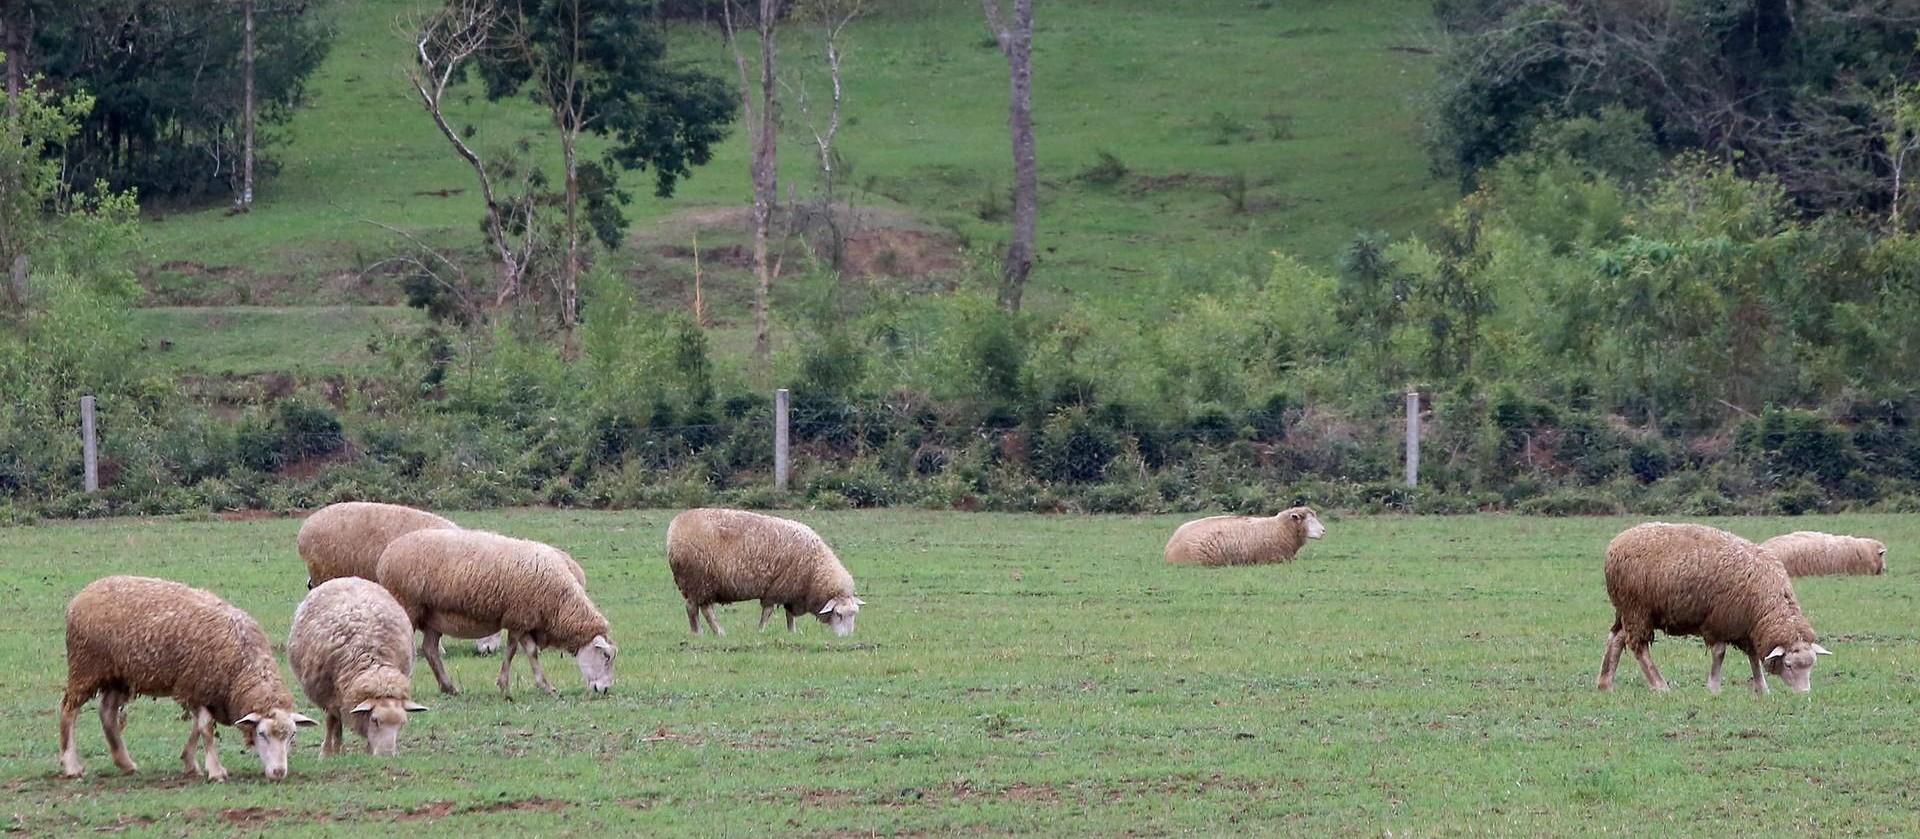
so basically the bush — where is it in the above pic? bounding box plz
[1032,408,1120,484]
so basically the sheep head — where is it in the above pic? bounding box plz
[1279,507,1325,540]
[817,596,865,637]
[575,635,617,694]
[235,709,317,780]
[1763,642,1833,693]
[349,698,428,756]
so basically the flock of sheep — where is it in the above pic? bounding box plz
[51,499,1883,782]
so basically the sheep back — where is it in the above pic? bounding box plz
[1605,523,1815,650]
[287,577,415,715]
[1163,506,1316,566]
[666,508,856,611]
[298,502,456,587]
[376,529,609,652]
[1761,531,1887,577]
[65,575,293,725]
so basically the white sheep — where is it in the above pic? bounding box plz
[287,578,428,757]
[297,501,457,588]
[665,508,864,637]
[376,529,616,697]
[1599,522,1831,694]
[1760,531,1887,577]
[59,575,317,781]
[1163,506,1326,566]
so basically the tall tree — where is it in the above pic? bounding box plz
[478,0,736,352]
[981,0,1035,313]
[235,0,255,212]
[723,0,783,367]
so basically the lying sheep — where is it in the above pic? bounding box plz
[287,578,428,757]
[666,508,864,637]
[1163,506,1326,566]
[376,529,616,697]
[1761,531,1887,577]
[1599,522,1832,695]
[60,576,317,781]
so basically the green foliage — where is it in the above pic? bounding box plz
[30,0,333,201]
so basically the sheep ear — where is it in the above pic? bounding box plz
[291,713,318,728]
[349,702,374,716]
[853,597,866,606]
[1765,646,1786,662]
[404,701,430,713]
[819,602,835,614]
[1812,643,1833,656]
[235,713,261,730]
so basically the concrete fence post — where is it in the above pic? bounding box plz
[82,395,99,493]
[774,388,791,492]
[1404,386,1420,488]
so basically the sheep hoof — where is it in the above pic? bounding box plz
[206,767,228,783]
[59,763,84,779]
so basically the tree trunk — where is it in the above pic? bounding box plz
[731,1,782,366]
[236,0,255,212]
[3,3,26,121]
[984,0,1035,313]
[562,129,581,356]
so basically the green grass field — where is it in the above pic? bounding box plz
[130,0,1449,370]
[5,511,1918,835]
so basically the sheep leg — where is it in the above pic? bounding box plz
[179,709,203,776]
[421,627,460,696]
[496,632,520,695]
[196,707,227,783]
[1597,627,1626,692]
[759,602,777,631]
[1630,641,1670,692]
[58,689,90,778]
[702,604,726,636]
[520,634,556,696]
[1707,642,1727,694]
[100,689,136,773]
[322,712,343,757]
[686,602,702,635]
[1745,648,1771,696]
[475,630,504,655]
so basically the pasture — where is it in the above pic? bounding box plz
[4,510,1918,836]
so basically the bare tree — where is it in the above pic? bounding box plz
[782,0,860,268]
[981,0,1034,313]
[404,0,536,308]
[724,0,784,367]
[235,0,256,212]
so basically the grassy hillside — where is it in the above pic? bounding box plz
[132,0,1446,366]
[6,511,1918,835]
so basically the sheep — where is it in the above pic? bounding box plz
[287,578,429,757]
[375,529,616,697]
[1162,506,1326,566]
[297,501,457,589]
[1598,522,1832,695]
[59,575,317,782]
[295,502,520,655]
[1761,531,1887,577]
[665,508,865,637]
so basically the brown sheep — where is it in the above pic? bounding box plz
[60,576,316,781]
[287,578,428,757]
[1599,523,1831,695]
[1162,506,1326,566]
[297,501,456,588]
[666,508,863,637]
[377,529,616,697]
[1761,531,1887,577]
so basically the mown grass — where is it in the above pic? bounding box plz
[125,307,427,376]
[5,511,1919,835]
[136,0,1447,313]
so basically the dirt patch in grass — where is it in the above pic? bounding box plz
[839,229,964,280]
[1128,173,1236,195]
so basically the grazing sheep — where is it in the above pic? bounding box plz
[59,576,317,782]
[297,501,458,588]
[666,508,864,637]
[376,529,616,697]
[1162,506,1327,566]
[1599,523,1832,695]
[287,578,428,757]
[1761,531,1887,577]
